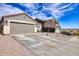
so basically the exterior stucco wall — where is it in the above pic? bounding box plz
[2,14,36,34]
[4,14,34,22]
[55,23,61,33]
[35,24,42,32]
[3,20,10,34]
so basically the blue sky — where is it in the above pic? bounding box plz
[0,3,79,29]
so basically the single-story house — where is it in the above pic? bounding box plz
[0,13,61,34]
[0,13,42,34]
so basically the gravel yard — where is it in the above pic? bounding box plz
[0,34,33,56]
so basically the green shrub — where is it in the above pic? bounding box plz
[61,30,71,35]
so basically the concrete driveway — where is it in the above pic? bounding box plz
[11,33,79,56]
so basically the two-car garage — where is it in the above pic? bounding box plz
[10,22,34,34]
[1,13,36,34]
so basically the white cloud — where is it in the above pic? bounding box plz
[22,3,34,8]
[22,3,63,19]
[48,3,78,19]
[59,3,72,9]
[31,11,53,20]
[0,3,78,20]
[0,4,23,16]
[13,3,79,20]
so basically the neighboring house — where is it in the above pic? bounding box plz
[0,13,38,34]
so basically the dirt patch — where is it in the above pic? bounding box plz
[45,43,56,48]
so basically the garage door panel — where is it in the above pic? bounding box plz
[10,22,34,34]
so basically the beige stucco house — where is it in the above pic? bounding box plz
[0,13,61,34]
[0,13,42,34]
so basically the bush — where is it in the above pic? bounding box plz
[74,32,79,36]
[61,30,72,36]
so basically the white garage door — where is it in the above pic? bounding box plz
[10,22,34,34]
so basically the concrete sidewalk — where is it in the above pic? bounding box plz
[0,34,33,56]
